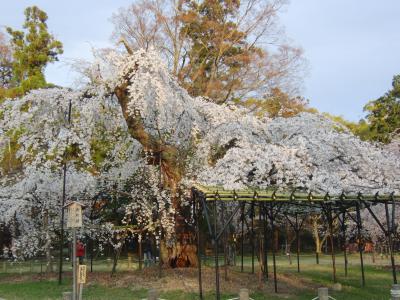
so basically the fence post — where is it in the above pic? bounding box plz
[239,288,249,300]
[62,292,72,300]
[148,288,159,300]
[317,287,329,300]
[391,284,400,300]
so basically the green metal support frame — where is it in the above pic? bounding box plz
[192,185,399,300]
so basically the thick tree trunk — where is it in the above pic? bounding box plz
[114,75,197,268]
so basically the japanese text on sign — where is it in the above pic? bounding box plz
[78,265,86,284]
[67,203,82,228]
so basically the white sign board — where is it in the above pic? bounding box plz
[78,265,87,284]
[67,202,82,228]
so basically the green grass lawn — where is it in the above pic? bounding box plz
[0,281,290,300]
[0,253,397,299]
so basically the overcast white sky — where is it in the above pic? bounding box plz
[1,0,399,121]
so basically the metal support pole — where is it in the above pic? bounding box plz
[59,99,72,285]
[341,211,348,277]
[222,202,228,280]
[258,202,263,278]
[385,200,397,284]
[251,201,255,274]
[196,193,203,300]
[59,164,67,284]
[295,214,300,273]
[356,202,365,287]
[90,237,93,273]
[263,203,269,280]
[138,236,142,271]
[327,205,337,283]
[214,199,220,300]
[72,228,77,300]
[269,202,278,293]
[241,202,245,273]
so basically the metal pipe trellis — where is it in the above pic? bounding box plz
[192,186,400,300]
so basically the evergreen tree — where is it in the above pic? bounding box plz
[0,32,13,101]
[0,32,12,89]
[180,0,261,103]
[363,75,400,143]
[112,0,304,105]
[5,6,63,99]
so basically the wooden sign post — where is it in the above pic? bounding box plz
[64,201,85,300]
[78,265,87,300]
[78,265,87,284]
[66,202,83,228]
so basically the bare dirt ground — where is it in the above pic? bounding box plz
[0,266,318,297]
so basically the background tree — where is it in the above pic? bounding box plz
[111,0,305,104]
[4,6,63,100]
[0,32,13,99]
[363,75,400,144]
[236,87,316,118]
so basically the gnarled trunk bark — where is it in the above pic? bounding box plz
[114,75,197,268]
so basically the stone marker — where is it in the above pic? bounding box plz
[332,282,342,291]
[391,284,400,300]
[62,291,72,300]
[148,288,159,300]
[239,288,249,300]
[318,287,329,300]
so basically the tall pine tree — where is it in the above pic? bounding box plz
[180,0,261,103]
[363,75,400,143]
[4,6,63,99]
